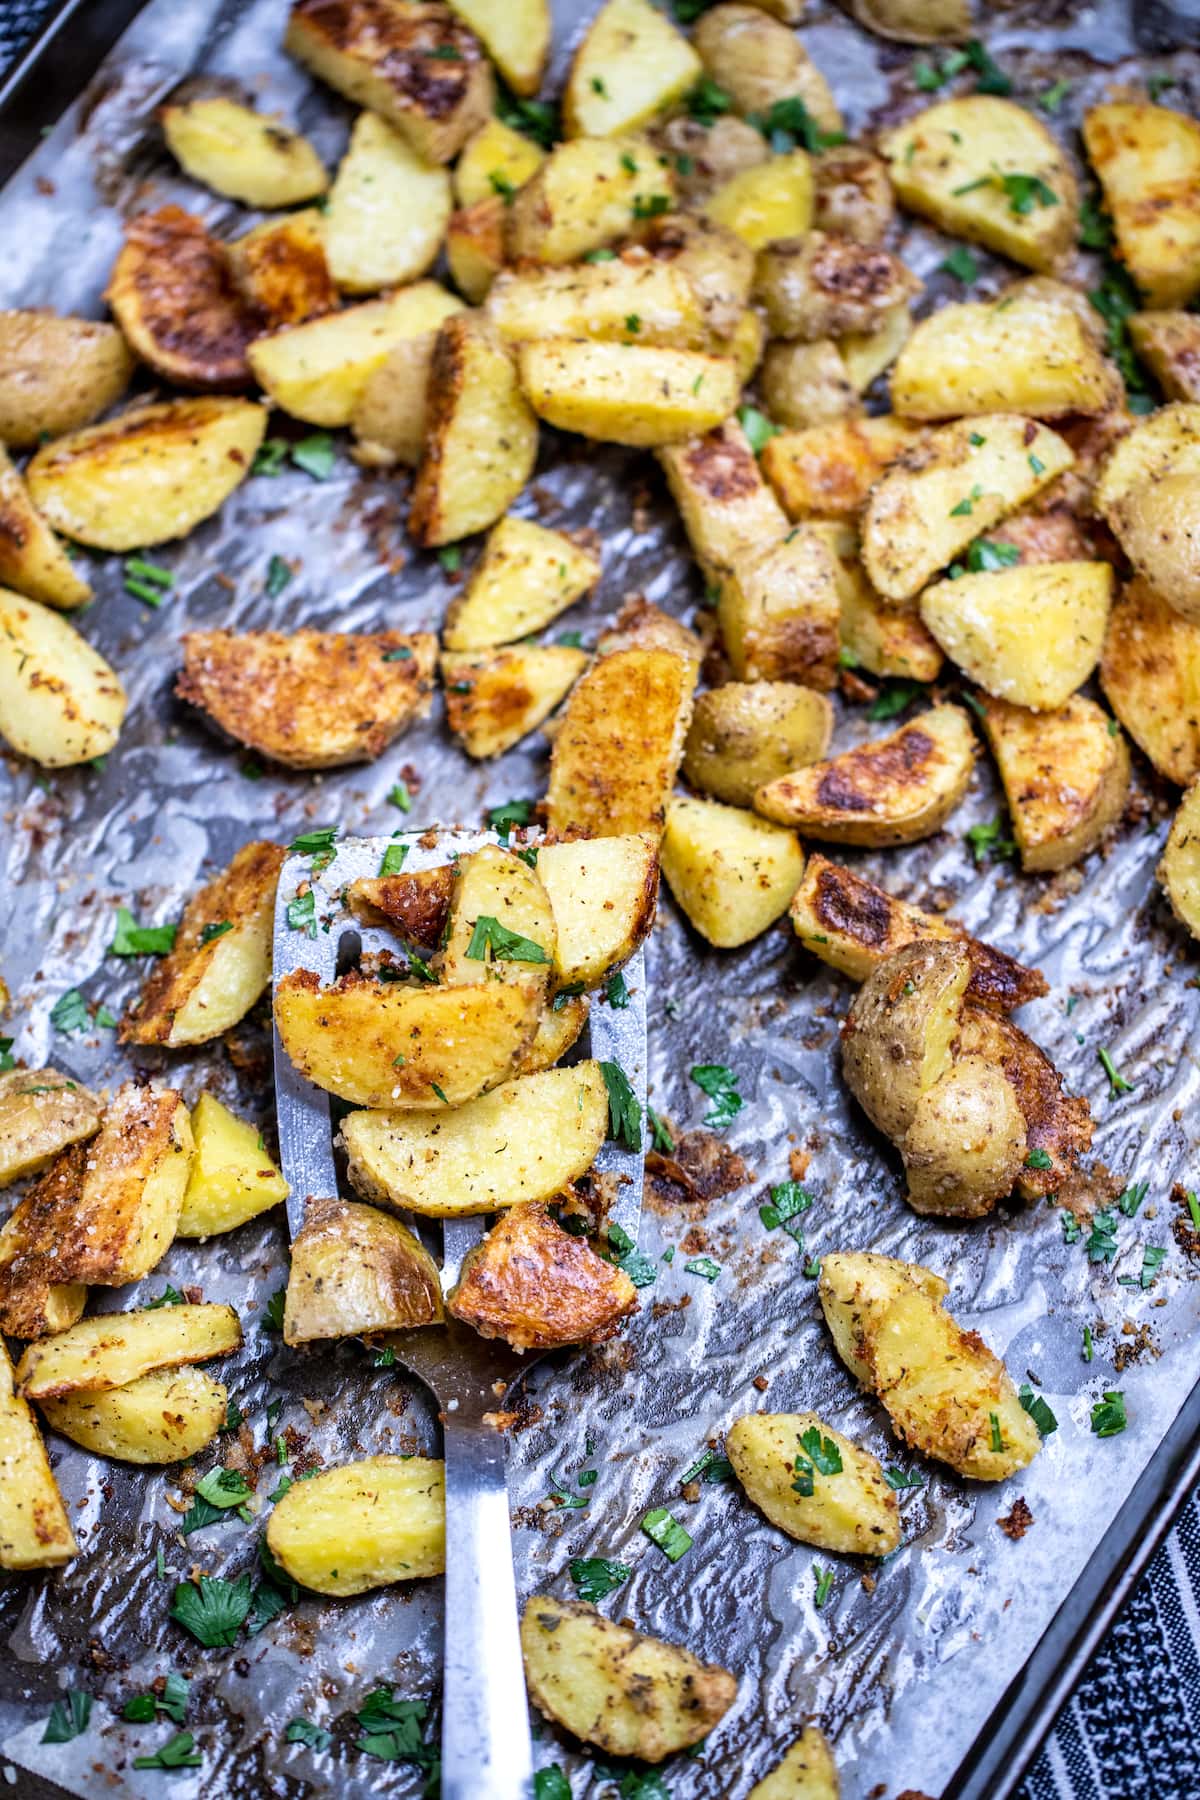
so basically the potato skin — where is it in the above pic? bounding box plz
[755,232,919,343]
[979,693,1130,873]
[812,145,894,245]
[848,0,970,41]
[695,4,840,132]
[1111,474,1200,627]
[841,939,971,1144]
[267,1455,445,1594]
[0,1145,88,1340]
[448,1201,637,1349]
[0,311,133,448]
[955,1001,1093,1204]
[727,1410,899,1555]
[684,681,834,806]
[106,207,262,390]
[762,340,861,430]
[284,1197,443,1342]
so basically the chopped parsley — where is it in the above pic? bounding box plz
[1118,1181,1149,1217]
[252,437,289,476]
[146,1285,185,1309]
[568,1556,632,1602]
[124,557,174,607]
[0,1037,13,1072]
[535,1769,572,1800]
[170,1573,252,1647]
[624,313,641,334]
[600,1061,643,1151]
[496,89,558,151]
[291,433,336,480]
[1086,1208,1120,1264]
[1089,263,1155,404]
[123,1673,189,1728]
[913,40,1011,96]
[427,43,462,60]
[680,1446,733,1485]
[690,1062,742,1131]
[952,537,1019,576]
[632,193,671,221]
[487,797,533,841]
[584,248,617,264]
[592,76,609,97]
[813,1566,835,1608]
[1062,1211,1082,1245]
[1091,1391,1127,1438]
[387,780,412,813]
[1019,1384,1058,1436]
[133,1730,202,1771]
[647,1106,674,1153]
[199,920,233,946]
[286,1717,332,1752]
[1025,1148,1053,1170]
[884,1467,924,1491]
[1039,78,1072,113]
[684,1255,721,1283]
[759,1180,812,1240]
[265,555,292,598]
[868,680,926,721]
[965,817,1017,866]
[438,545,462,573]
[50,989,97,1036]
[489,169,517,203]
[354,1688,438,1771]
[465,914,550,964]
[1097,1046,1134,1095]
[641,1506,692,1562]
[989,1412,1004,1453]
[939,245,979,283]
[42,1691,92,1743]
[748,96,845,154]
[265,1288,287,1331]
[604,971,630,1008]
[737,404,778,455]
[1083,1324,1094,1363]
[286,890,316,937]
[949,483,983,518]
[686,75,732,125]
[109,906,177,957]
[380,842,408,877]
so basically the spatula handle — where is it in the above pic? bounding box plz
[440,1412,533,1800]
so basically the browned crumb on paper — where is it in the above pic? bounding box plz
[998,1497,1034,1541]
[645,1129,751,1215]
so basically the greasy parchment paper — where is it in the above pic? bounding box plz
[1,2,1199,1795]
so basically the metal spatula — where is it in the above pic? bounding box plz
[271,831,648,1800]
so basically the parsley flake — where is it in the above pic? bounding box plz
[690,1062,742,1131]
[641,1506,692,1562]
[569,1556,632,1602]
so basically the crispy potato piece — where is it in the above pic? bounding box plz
[283,1197,442,1342]
[1096,407,1200,623]
[178,628,436,769]
[106,207,260,390]
[177,1093,288,1238]
[351,333,440,467]
[487,260,706,351]
[636,212,754,339]
[955,1000,1093,1202]
[881,97,1079,274]
[748,1727,840,1800]
[286,0,492,163]
[861,415,1074,602]
[756,704,974,845]
[762,339,861,429]
[828,539,943,682]
[347,864,456,949]
[523,1596,738,1760]
[518,994,590,1074]
[1160,777,1200,943]
[1095,403,1200,521]
[597,595,703,668]
[566,0,700,138]
[1101,576,1200,785]
[455,117,545,208]
[228,210,337,330]
[250,282,463,426]
[25,397,266,551]
[841,939,970,1143]
[756,232,919,343]
[0,1341,76,1567]
[818,1249,947,1386]
[508,137,676,265]
[546,646,694,837]
[438,843,556,990]
[790,853,1048,1010]
[656,114,768,205]
[0,312,132,449]
[17,1304,240,1401]
[38,1366,226,1465]
[518,339,738,448]
[275,967,542,1107]
[901,1052,1028,1217]
[892,286,1121,421]
[813,145,893,246]
[920,562,1112,710]
[536,836,659,987]
[0,590,125,767]
[268,1455,444,1593]
[0,1067,100,1188]
[121,841,284,1047]
[447,0,549,95]
[162,97,327,206]
[448,1201,637,1348]
[1129,311,1200,403]
[706,153,815,251]
[442,644,586,758]
[0,447,90,609]
[695,4,840,128]
[761,414,921,521]
[718,527,842,688]
[447,196,507,304]
[341,1064,607,1215]
[325,111,451,293]
[838,300,912,394]
[684,682,833,806]
[662,795,804,948]
[410,316,538,546]
[728,1410,899,1555]
[0,1147,88,1340]
[658,417,789,577]
[1083,103,1200,309]
[847,0,969,38]
[979,694,1130,873]
[444,516,600,649]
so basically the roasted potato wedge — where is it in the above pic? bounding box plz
[546,646,694,837]
[536,834,660,987]
[447,0,549,96]
[121,840,284,1047]
[979,694,1130,873]
[106,207,261,390]
[0,1342,77,1568]
[442,644,586,757]
[1097,409,1200,624]
[38,1366,227,1465]
[695,4,840,130]
[410,316,538,546]
[351,332,440,467]
[748,1727,840,1800]
[706,152,815,251]
[755,233,919,343]
[341,1064,608,1216]
[761,414,921,521]
[812,145,894,246]
[16,1303,240,1401]
[438,842,557,990]
[286,0,493,164]
[455,117,546,208]
[161,97,327,206]
[444,515,600,649]
[662,794,804,947]
[658,417,790,577]
[488,259,706,351]
[177,1092,288,1238]
[518,339,739,448]
[597,595,703,669]
[881,96,1079,273]
[448,1202,637,1349]
[228,210,338,330]
[718,526,842,688]
[0,1067,100,1188]
[565,0,700,139]
[790,852,1048,1010]
[1101,577,1200,785]
[727,1410,899,1554]
[267,1455,445,1593]
[507,137,676,265]
[830,542,943,682]
[838,300,912,394]
[25,397,266,551]
[0,590,125,767]
[755,703,975,845]
[0,448,91,609]
[636,212,754,340]
[1094,401,1200,514]
[919,562,1112,710]
[347,865,456,950]
[0,1147,88,1340]
[683,682,834,806]
[1082,103,1200,309]
[325,111,452,293]
[892,285,1121,421]
[1128,311,1200,403]
[956,999,1092,1202]
[283,1197,443,1342]
[761,339,861,430]
[818,1250,947,1387]
[446,195,507,304]
[518,993,590,1074]
[841,938,971,1145]
[1160,777,1200,943]
[861,414,1075,602]
[0,311,133,448]
[178,629,436,769]
[274,967,542,1108]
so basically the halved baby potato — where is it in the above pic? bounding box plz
[0,448,91,608]
[727,1410,899,1555]
[760,338,861,431]
[16,1303,241,1401]
[1094,404,1200,624]
[448,1201,637,1349]
[919,562,1113,710]
[228,210,338,330]
[410,316,538,546]
[340,1064,609,1216]
[693,3,840,129]
[37,1365,227,1464]
[0,1341,76,1568]
[1101,576,1200,785]
[106,207,261,390]
[0,311,133,449]
[444,516,601,651]
[267,1454,445,1593]
[564,0,700,139]
[536,835,660,988]
[324,111,452,294]
[25,397,267,551]
[161,96,328,207]
[754,704,975,846]
[754,232,919,343]
[0,1067,101,1188]
[442,644,586,758]
[979,694,1130,873]
[683,682,834,807]
[178,629,437,769]
[283,1197,443,1342]
[0,590,125,767]
[546,646,694,838]
[661,795,804,948]
[518,340,740,448]
[1160,777,1200,943]
[177,1092,289,1238]
[818,1250,947,1387]
[121,840,285,1047]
